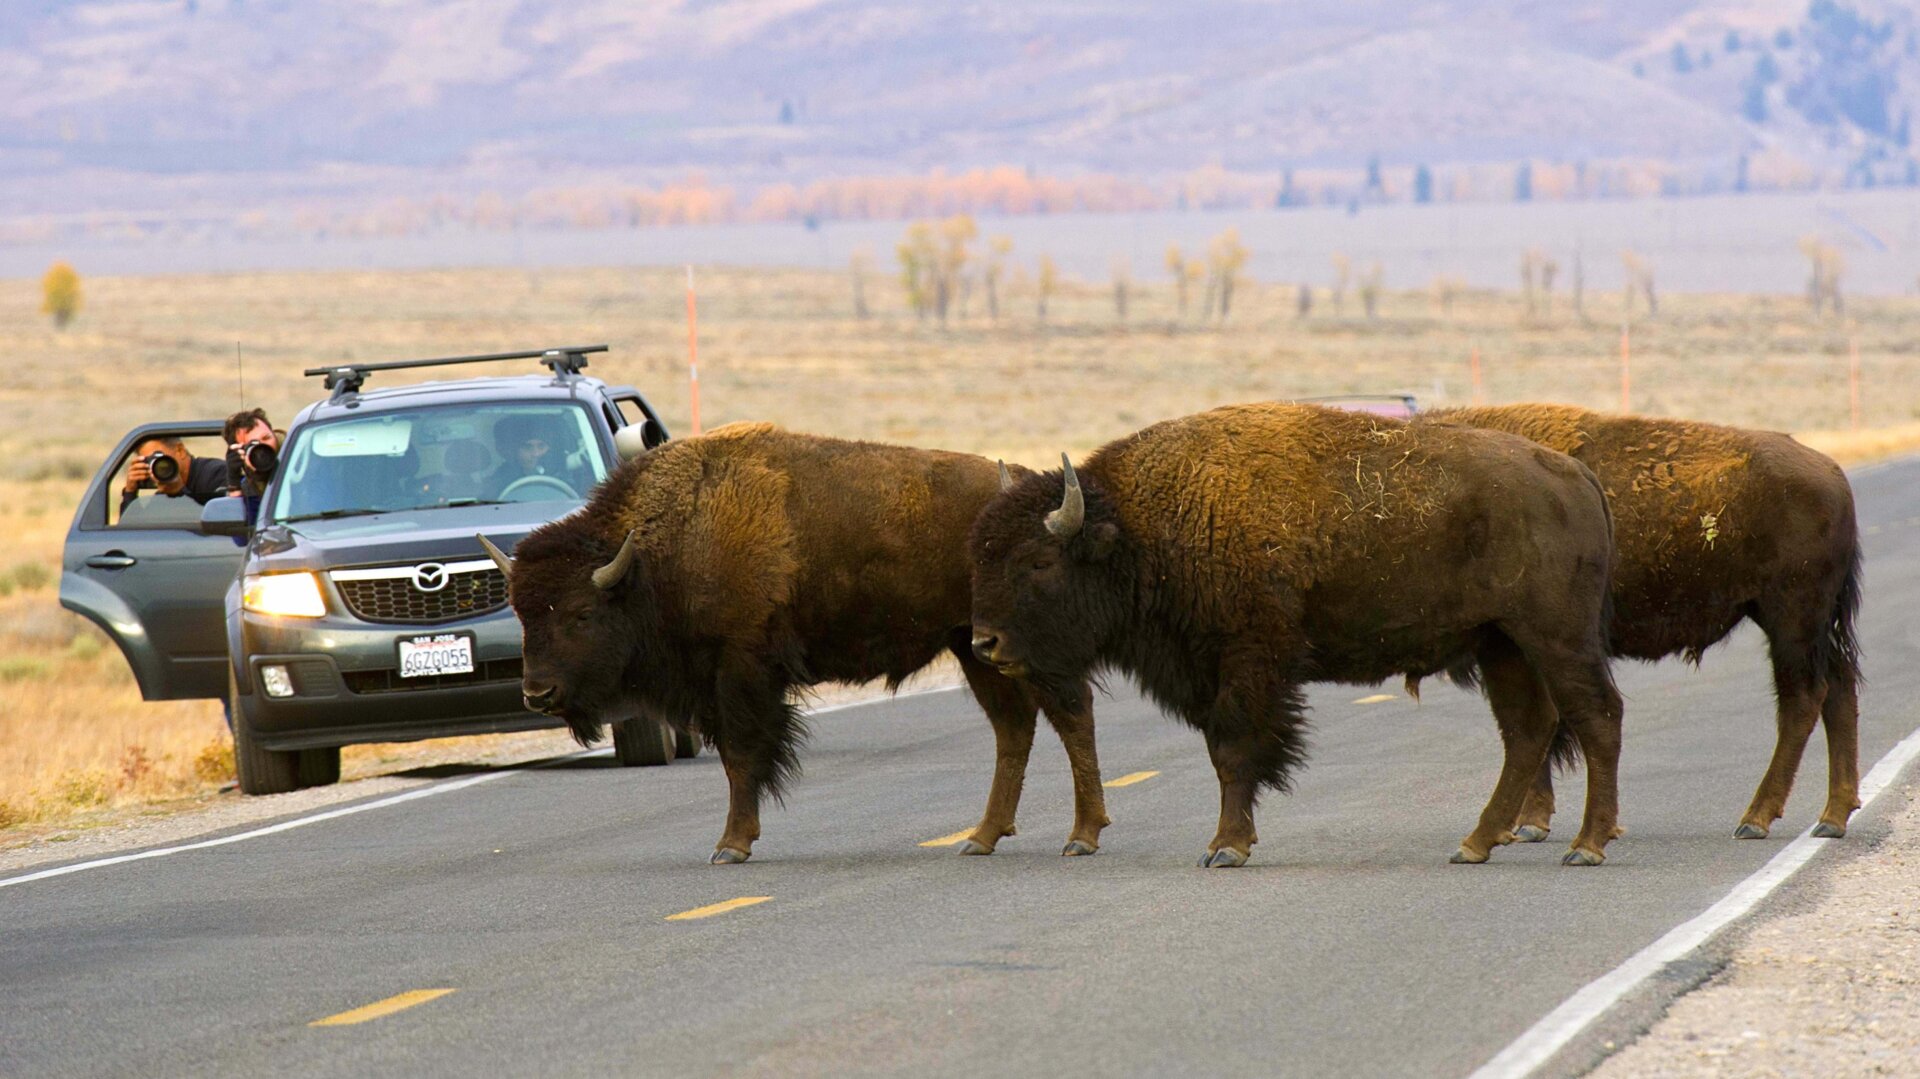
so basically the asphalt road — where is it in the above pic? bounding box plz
[6,458,1920,1079]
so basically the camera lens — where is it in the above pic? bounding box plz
[147,453,180,484]
[242,442,278,476]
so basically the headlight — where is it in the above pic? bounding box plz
[242,572,327,618]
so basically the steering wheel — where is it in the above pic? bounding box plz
[498,474,579,502]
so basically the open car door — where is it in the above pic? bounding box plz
[60,421,245,701]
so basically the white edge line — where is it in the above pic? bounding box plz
[0,683,969,891]
[1470,721,1920,1079]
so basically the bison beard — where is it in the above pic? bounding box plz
[969,403,1627,868]
[491,422,1111,865]
[1434,404,1865,841]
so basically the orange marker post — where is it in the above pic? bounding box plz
[1619,322,1631,414]
[1849,336,1861,432]
[686,266,702,436]
[1469,345,1483,405]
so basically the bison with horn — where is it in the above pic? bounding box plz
[968,402,1625,868]
[1434,404,1863,840]
[481,422,1109,864]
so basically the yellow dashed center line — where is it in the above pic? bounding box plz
[666,896,773,921]
[1104,770,1160,788]
[310,989,456,1027]
[918,829,976,848]
[1353,693,1398,704]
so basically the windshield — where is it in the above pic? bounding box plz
[270,402,608,523]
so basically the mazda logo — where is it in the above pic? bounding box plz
[412,563,449,592]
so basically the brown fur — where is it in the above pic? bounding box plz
[1433,405,1864,838]
[970,402,1627,866]
[505,422,1108,863]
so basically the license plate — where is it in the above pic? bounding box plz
[397,632,476,678]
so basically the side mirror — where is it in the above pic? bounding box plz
[613,420,669,461]
[199,495,251,537]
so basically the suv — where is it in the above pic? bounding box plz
[62,346,698,795]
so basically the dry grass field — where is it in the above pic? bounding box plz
[2,263,1917,835]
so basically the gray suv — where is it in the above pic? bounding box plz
[62,346,698,795]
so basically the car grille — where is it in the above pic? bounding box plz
[332,563,509,624]
[342,658,524,695]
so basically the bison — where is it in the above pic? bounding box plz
[1434,404,1863,840]
[479,422,1110,864]
[968,402,1625,867]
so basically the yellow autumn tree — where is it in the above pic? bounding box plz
[42,262,82,329]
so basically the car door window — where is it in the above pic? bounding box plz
[108,434,232,529]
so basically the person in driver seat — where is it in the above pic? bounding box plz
[483,413,585,499]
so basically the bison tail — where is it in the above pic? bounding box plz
[1546,719,1584,772]
[566,714,604,747]
[1816,537,1865,695]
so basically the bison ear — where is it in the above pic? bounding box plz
[1084,521,1119,561]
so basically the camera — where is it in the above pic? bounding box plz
[237,441,278,478]
[139,451,180,488]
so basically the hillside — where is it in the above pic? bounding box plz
[1,0,1915,230]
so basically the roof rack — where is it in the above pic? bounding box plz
[304,345,608,399]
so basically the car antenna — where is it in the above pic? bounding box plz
[235,341,245,410]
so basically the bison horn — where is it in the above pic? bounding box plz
[1044,453,1084,539]
[997,460,1013,492]
[477,534,513,582]
[592,529,640,590]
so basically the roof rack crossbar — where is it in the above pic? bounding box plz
[304,345,608,397]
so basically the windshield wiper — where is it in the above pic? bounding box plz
[442,498,512,507]
[277,507,388,524]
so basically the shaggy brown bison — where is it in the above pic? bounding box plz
[969,402,1625,868]
[480,422,1109,864]
[1436,405,1863,840]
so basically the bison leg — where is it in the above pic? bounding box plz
[711,745,764,864]
[707,681,804,865]
[1536,647,1623,866]
[1513,756,1556,843]
[1041,691,1110,856]
[1197,660,1307,868]
[953,646,1040,855]
[1736,649,1828,840]
[1815,673,1862,838]
[1454,638,1555,865]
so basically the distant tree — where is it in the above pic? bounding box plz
[1743,81,1770,122]
[1330,253,1351,315]
[1514,162,1533,202]
[897,223,937,320]
[1621,251,1657,318]
[1672,41,1694,72]
[1725,30,1743,52]
[1571,251,1586,320]
[934,214,977,323]
[1035,255,1058,323]
[1296,282,1313,318]
[1365,155,1384,199]
[779,101,795,125]
[1428,274,1462,318]
[1207,228,1250,321]
[1798,235,1846,316]
[984,236,1012,320]
[1276,168,1298,208]
[41,261,81,329]
[1735,153,1751,191]
[1111,257,1131,323]
[1358,262,1383,320]
[1413,164,1433,204]
[849,250,872,319]
[1753,50,1780,83]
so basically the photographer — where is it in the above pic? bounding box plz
[118,436,230,515]
[222,408,282,498]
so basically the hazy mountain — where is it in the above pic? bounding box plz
[1,0,1914,220]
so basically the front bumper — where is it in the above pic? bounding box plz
[235,605,556,751]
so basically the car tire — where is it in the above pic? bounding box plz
[612,717,675,767]
[297,747,342,789]
[231,673,300,795]
[674,726,701,759]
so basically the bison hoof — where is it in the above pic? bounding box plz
[1513,824,1551,843]
[956,839,995,856]
[1199,847,1248,869]
[1561,848,1605,867]
[1449,846,1489,865]
[1732,823,1770,840]
[1811,821,1847,839]
[709,847,751,865]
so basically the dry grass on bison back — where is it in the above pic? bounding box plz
[0,264,1917,834]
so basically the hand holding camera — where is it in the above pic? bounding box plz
[124,450,181,494]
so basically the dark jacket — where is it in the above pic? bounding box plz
[119,456,230,514]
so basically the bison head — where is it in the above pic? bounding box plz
[481,527,646,745]
[967,454,1125,703]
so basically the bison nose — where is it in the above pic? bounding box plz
[523,682,557,712]
[971,633,1001,663]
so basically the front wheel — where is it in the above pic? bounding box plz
[612,718,675,767]
[674,726,701,759]
[231,674,299,795]
[297,747,342,788]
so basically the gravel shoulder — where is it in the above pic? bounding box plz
[1590,782,1920,1078]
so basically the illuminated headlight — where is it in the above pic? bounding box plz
[260,664,295,698]
[242,572,327,618]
